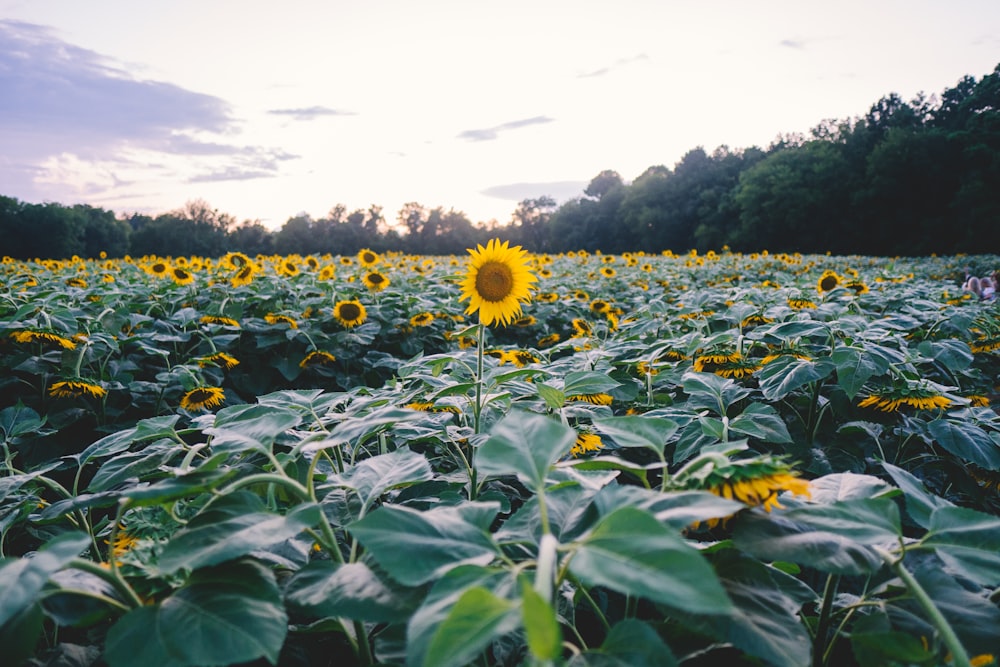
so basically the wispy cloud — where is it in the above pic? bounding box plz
[578,53,649,78]
[481,180,587,202]
[0,19,294,200]
[457,116,555,142]
[267,106,356,121]
[779,39,806,50]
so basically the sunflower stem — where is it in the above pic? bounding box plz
[474,322,485,434]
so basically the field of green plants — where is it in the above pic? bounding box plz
[1,245,999,667]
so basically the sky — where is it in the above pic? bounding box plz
[2,1,999,231]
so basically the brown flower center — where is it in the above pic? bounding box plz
[475,261,513,302]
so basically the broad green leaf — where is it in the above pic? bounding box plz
[0,531,89,628]
[911,562,1000,656]
[0,402,43,439]
[569,507,732,615]
[881,462,953,529]
[808,472,895,503]
[563,371,622,396]
[520,578,561,661]
[157,492,321,574]
[285,560,422,623]
[104,560,286,667]
[728,402,792,443]
[924,505,1000,586]
[87,439,180,492]
[918,339,973,371]
[592,485,744,532]
[204,405,302,454]
[830,347,881,399]
[350,503,500,586]
[732,512,883,575]
[496,482,600,544]
[476,410,577,489]
[0,602,44,667]
[927,419,1000,470]
[592,415,678,453]
[850,631,937,666]
[132,415,182,442]
[124,464,238,507]
[757,356,834,401]
[783,497,901,544]
[681,372,751,415]
[536,382,566,409]
[567,619,679,667]
[332,447,433,512]
[423,586,519,667]
[76,426,138,465]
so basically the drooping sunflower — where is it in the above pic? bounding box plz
[200,315,240,328]
[858,390,952,412]
[571,432,604,457]
[49,379,107,399]
[567,393,613,406]
[787,298,817,309]
[11,330,77,350]
[300,350,337,368]
[363,271,390,292]
[358,248,381,268]
[844,280,869,296]
[333,299,367,328]
[65,277,87,288]
[816,270,841,293]
[508,350,538,367]
[538,333,561,348]
[265,313,299,329]
[512,315,537,327]
[197,352,240,370]
[458,239,537,327]
[537,292,560,303]
[410,312,435,327]
[180,386,226,412]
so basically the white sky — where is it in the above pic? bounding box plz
[1,0,999,230]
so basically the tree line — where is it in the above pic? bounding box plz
[3,63,998,259]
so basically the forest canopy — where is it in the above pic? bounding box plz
[3,63,999,259]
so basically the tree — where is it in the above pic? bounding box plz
[584,170,624,200]
[510,196,557,250]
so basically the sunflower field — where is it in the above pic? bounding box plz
[1,245,999,667]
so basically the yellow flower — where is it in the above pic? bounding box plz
[590,299,610,314]
[459,238,537,326]
[571,318,592,337]
[599,266,616,278]
[787,298,817,309]
[967,395,991,407]
[701,471,811,528]
[571,432,604,457]
[278,259,300,277]
[858,392,952,412]
[200,315,240,328]
[363,271,390,292]
[65,277,87,288]
[49,380,107,399]
[300,350,337,368]
[265,313,299,329]
[567,393,613,406]
[333,299,367,328]
[197,352,240,369]
[817,270,841,293]
[148,261,171,278]
[318,265,336,281]
[538,333,561,348]
[358,248,381,267]
[180,386,226,412]
[171,267,195,285]
[508,350,538,367]
[231,264,256,287]
[11,330,77,350]
[410,312,435,327]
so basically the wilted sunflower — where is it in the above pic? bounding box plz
[694,352,761,378]
[363,271,390,292]
[197,352,240,369]
[512,315,537,327]
[300,350,337,368]
[459,239,537,326]
[858,389,952,412]
[358,248,381,267]
[11,330,77,350]
[410,312,435,327]
[65,277,87,288]
[265,313,299,329]
[333,299,367,328]
[571,432,604,457]
[816,270,841,293]
[685,458,812,529]
[49,379,107,399]
[200,315,240,328]
[180,386,226,412]
[567,392,613,406]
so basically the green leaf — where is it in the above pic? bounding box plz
[808,472,895,503]
[124,464,238,507]
[0,531,89,629]
[850,631,937,666]
[0,401,44,439]
[563,371,622,396]
[104,560,287,667]
[757,356,835,401]
[592,415,678,453]
[204,405,302,454]
[476,410,577,489]
[831,347,881,399]
[569,507,732,615]
[332,447,433,512]
[350,503,500,586]
[568,619,678,667]
[681,372,751,415]
[423,586,520,667]
[924,505,1000,586]
[0,602,44,667]
[156,492,321,574]
[918,339,973,372]
[87,439,180,492]
[592,485,744,532]
[728,402,793,443]
[927,419,1000,470]
[536,382,566,410]
[520,578,561,660]
[881,462,953,529]
[285,560,422,623]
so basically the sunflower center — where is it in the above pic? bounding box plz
[820,276,837,291]
[475,261,514,302]
[368,273,384,284]
[339,303,361,321]
[362,252,376,264]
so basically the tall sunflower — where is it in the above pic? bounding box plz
[333,299,367,328]
[816,270,841,293]
[459,239,537,326]
[49,379,107,399]
[363,271,390,292]
[358,248,381,267]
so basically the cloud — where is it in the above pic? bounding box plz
[779,39,806,50]
[457,115,555,142]
[480,180,587,202]
[267,106,356,121]
[578,53,649,78]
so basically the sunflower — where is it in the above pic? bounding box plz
[358,248,381,267]
[538,333,561,348]
[508,350,538,367]
[858,391,952,412]
[457,239,537,326]
[845,280,869,296]
[405,401,461,414]
[65,277,87,288]
[265,313,299,329]
[199,315,240,328]
[599,266,617,278]
[567,393,613,406]
[966,395,991,407]
[300,350,337,368]
[537,292,560,303]
[740,314,773,328]
[171,267,195,285]
[49,380,107,399]
[278,259,300,277]
[180,386,226,412]
[590,299,610,314]
[410,312,435,327]
[230,264,256,287]
[571,432,604,457]
[222,251,252,269]
[689,459,812,529]
[333,299,367,328]
[570,319,592,337]
[787,298,817,309]
[11,330,77,350]
[148,261,171,278]
[363,271,390,292]
[816,270,841,293]
[694,352,761,378]
[512,315,537,327]
[197,352,240,369]
[318,266,336,281]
